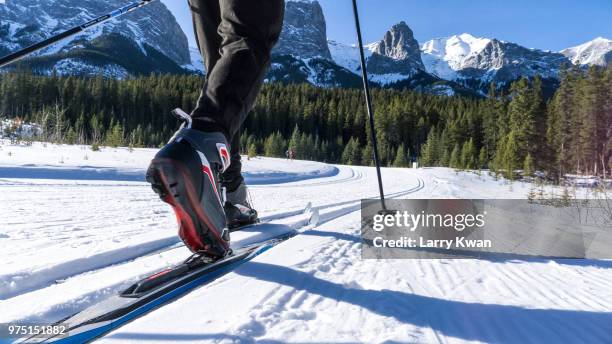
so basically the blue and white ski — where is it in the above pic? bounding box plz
[21,205,318,344]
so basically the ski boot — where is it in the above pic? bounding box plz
[224,181,258,230]
[146,109,232,257]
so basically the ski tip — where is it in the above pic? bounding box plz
[303,202,312,214]
[309,208,320,227]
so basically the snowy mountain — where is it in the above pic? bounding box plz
[330,23,429,84]
[560,37,612,66]
[458,39,568,81]
[328,40,374,74]
[0,0,191,77]
[420,34,572,94]
[327,24,475,96]
[268,0,363,88]
[1,0,608,95]
[273,0,331,60]
[421,33,492,80]
[368,21,425,76]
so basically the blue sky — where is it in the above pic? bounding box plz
[162,0,611,51]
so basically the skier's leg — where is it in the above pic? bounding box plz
[190,0,285,139]
[189,0,221,73]
[221,131,243,192]
[189,0,284,229]
[222,130,258,228]
[144,1,236,257]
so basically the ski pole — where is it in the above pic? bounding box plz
[0,0,157,68]
[351,0,388,212]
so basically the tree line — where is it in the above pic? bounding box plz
[0,65,610,179]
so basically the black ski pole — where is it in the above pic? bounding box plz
[351,0,388,212]
[0,0,156,68]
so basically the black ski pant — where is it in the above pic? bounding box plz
[188,0,284,192]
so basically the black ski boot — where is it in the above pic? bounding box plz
[146,109,232,257]
[224,181,258,229]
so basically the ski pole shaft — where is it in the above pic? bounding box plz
[0,0,157,68]
[351,0,387,211]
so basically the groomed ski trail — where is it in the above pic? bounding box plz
[0,163,425,327]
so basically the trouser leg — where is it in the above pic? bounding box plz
[221,131,243,192]
[189,0,221,73]
[190,0,285,140]
[190,0,242,191]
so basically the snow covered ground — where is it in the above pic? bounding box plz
[1,140,611,343]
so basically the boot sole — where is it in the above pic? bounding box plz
[146,158,229,257]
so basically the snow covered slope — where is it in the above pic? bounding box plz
[561,37,612,66]
[0,0,190,76]
[328,40,374,74]
[421,33,492,79]
[184,46,205,74]
[1,140,611,343]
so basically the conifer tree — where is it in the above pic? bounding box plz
[523,153,534,177]
[478,147,487,169]
[461,138,476,170]
[247,142,258,158]
[420,127,438,166]
[450,144,461,169]
[507,77,535,164]
[393,144,409,167]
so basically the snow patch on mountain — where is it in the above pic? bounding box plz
[561,37,612,66]
[48,58,129,79]
[182,46,205,74]
[421,33,491,79]
[327,40,375,73]
[369,73,412,85]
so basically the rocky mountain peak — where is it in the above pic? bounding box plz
[372,21,421,62]
[458,39,570,83]
[273,0,332,60]
[367,21,425,76]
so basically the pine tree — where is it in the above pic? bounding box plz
[503,131,520,179]
[264,131,286,157]
[420,128,438,166]
[507,77,535,164]
[393,144,409,167]
[105,121,124,148]
[523,153,534,177]
[66,126,77,145]
[361,143,373,166]
[530,76,546,167]
[247,142,258,158]
[461,138,476,170]
[289,125,302,158]
[478,147,487,169]
[449,144,461,169]
[341,138,361,165]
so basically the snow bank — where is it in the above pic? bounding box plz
[0,140,337,184]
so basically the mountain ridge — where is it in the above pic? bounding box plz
[1,0,609,96]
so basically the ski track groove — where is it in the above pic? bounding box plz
[224,175,426,341]
[1,168,423,325]
[230,172,610,343]
[2,167,419,304]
